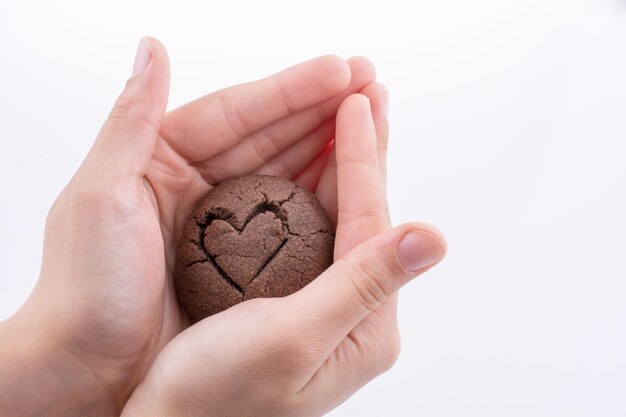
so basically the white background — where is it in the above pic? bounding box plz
[1,1,625,416]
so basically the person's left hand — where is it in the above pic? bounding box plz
[119,89,447,417]
[0,37,376,417]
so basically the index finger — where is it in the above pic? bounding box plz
[161,55,351,164]
[334,93,390,258]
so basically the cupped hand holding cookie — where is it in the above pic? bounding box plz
[119,83,447,416]
[0,38,380,417]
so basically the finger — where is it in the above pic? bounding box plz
[334,94,389,259]
[358,83,389,182]
[194,56,376,184]
[160,55,351,166]
[284,223,447,377]
[294,140,334,192]
[334,83,394,335]
[313,82,388,230]
[255,118,335,179]
[82,37,170,184]
[314,146,338,225]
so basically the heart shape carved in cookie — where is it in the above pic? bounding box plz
[203,211,288,289]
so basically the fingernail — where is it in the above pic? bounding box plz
[132,37,152,77]
[398,231,445,272]
[383,89,389,117]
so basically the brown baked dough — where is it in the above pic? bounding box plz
[174,174,335,322]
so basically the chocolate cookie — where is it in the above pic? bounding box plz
[174,175,335,322]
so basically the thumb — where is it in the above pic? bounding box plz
[83,37,170,182]
[283,222,447,348]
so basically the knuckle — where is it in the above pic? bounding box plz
[378,331,401,373]
[315,100,329,124]
[262,130,283,158]
[355,327,401,376]
[250,129,281,164]
[44,191,70,231]
[339,211,389,234]
[345,258,394,312]
[336,151,377,168]
[194,161,224,186]
[108,92,135,120]
[272,74,296,114]
[318,118,336,141]
[46,189,66,219]
[69,179,141,219]
[218,90,248,141]
[106,93,160,136]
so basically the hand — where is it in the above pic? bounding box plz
[0,38,377,417]
[120,91,447,416]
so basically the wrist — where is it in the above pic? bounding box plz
[0,309,119,417]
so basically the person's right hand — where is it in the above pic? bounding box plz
[120,92,447,417]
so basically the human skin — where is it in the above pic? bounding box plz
[0,37,446,417]
[120,76,446,417]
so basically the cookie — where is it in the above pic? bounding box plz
[174,174,335,322]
